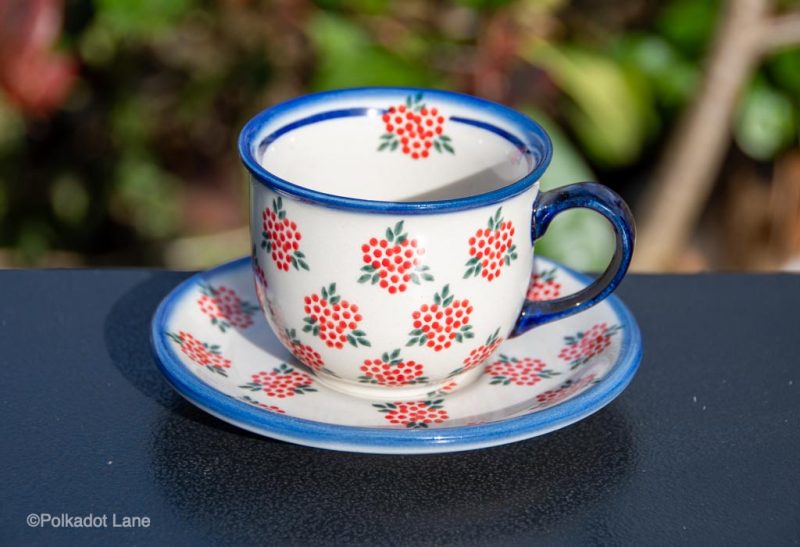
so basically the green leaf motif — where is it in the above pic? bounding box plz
[208,366,228,377]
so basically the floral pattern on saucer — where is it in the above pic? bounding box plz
[155,256,631,432]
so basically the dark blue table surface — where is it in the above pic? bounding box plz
[1,269,798,546]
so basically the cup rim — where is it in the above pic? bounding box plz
[238,87,553,214]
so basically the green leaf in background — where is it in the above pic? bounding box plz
[111,155,180,239]
[735,78,796,161]
[524,44,655,166]
[16,221,53,264]
[0,98,25,154]
[454,0,518,9]
[111,98,153,152]
[50,175,90,226]
[765,49,800,98]
[312,0,390,14]
[613,34,698,109]
[78,20,117,66]
[656,0,719,57]
[521,107,615,272]
[308,13,436,90]
[93,0,195,41]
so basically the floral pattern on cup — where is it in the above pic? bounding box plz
[302,283,370,349]
[239,364,317,398]
[378,92,454,159]
[485,355,560,386]
[252,245,268,291]
[357,220,434,294]
[167,331,231,376]
[559,323,622,369]
[261,196,309,272]
[373,399,449,428]
[464,207,518,281]
[359,349,428,386]
[279,328,325,372]
[527,267,561,301]
[407,284,474,351]
[197,283,259,332]
[157,254,635,438]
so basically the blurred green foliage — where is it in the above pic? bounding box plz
[309,12,438,89]
[0,0,798,268]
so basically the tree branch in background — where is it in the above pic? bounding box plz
[633,0,800,271]
[760,12,800,52]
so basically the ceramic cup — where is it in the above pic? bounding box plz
[239,87,634,400]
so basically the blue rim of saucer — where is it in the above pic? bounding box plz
[150,256,642,454]
[238,87,553,214]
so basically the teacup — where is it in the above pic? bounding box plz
[239,87,634,399]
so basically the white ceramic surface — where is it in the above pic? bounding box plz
[151,256,642,454]
[240,88,635,401]
[247,90,542,397]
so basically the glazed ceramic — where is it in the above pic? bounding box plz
[151,256,641,454]
[239,87,635,399]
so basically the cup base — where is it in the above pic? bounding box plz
[313,365,486,401]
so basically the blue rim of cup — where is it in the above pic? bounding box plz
[238,87,553,214]
[150,256,642,454]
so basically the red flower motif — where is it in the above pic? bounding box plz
[527,267,562,301]
[240,363,316,398]
[359,349,427,386]
[357,221,433,294]
[426,380,459,398]
[408,284,474,352]
[198,284,259,332]
[486,355,560,386]
[464,207,517,281]
[559,323,621,369]
[536,374,597,407]
[461,328,503,372]
[378,93,454,159]
[373,400,449,428]
[261,197,308,272]
[303,283,369,349]
[281,328,325,372]
[167,331,231,376]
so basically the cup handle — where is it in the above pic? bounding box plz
[511,182,635,337]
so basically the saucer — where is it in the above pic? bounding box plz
[151,256,642,454]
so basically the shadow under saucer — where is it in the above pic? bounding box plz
[149,400,638,545]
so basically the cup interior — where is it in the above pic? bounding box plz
[244,89,550,203]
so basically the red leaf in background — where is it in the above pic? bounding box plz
[0,0,77,116]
